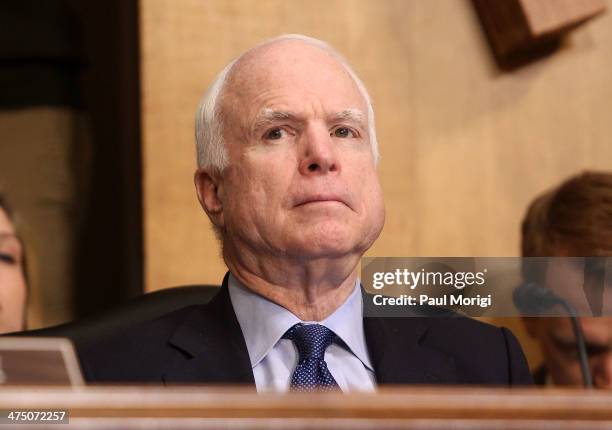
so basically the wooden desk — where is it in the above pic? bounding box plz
[1,386,612,429]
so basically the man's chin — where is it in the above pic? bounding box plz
[283,233,362,260]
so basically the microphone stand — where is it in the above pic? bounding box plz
[514,282,593,388]
[554,299,593,389]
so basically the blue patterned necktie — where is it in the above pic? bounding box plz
[283,323,340,392]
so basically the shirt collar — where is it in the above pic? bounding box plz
[228,273,374,371]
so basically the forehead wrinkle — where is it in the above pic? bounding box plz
[551,324,609,345]
[256,107,365,123]
[224,42,368,118]
[581,323,612,343]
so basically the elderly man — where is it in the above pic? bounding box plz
[78,35,531,390]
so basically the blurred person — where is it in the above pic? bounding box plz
[521,172,612,387]
[78,34,531,390]
[0,193,27,333]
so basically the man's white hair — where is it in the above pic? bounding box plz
[194,34,379,172]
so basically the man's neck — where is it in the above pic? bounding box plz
[225,251,360,321]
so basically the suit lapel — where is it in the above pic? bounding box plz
[364,315,457,385]
[163,278,457,386]
[163,274,255,385]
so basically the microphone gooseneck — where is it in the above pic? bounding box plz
[513,282,593,388]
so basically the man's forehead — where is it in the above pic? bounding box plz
[549,318,612,340]
[236,38,338,71]
[581,317,612,334]
[225,40,360,97]
[222,70,366,135]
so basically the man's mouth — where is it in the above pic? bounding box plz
[294,194,350,208]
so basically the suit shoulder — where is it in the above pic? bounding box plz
[421,315,520,349]
[419,316,531,385]
[428,314,504,336]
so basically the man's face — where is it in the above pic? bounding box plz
[0,208,26,333]
[527,317,612,388]
[206,41,385,261]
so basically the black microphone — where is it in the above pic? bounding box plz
[513,282,593,388]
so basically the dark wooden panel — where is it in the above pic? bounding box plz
[473,0,606,68]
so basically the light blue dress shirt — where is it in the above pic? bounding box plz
[228,273,377,393]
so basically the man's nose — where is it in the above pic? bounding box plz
[592,354,612,388]
[298,125,340,175]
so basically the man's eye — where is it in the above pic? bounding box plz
[265,128,285,140]
[332,127,355,138]
[586,345,609,357]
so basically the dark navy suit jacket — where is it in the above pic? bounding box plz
[77,275,533,386]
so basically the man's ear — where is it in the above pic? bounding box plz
[194,168,225,229]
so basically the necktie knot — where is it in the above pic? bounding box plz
[284,324,336,362]
[283,323,339,391]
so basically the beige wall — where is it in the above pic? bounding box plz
[140,0,612,366]
[0,108,89,327]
